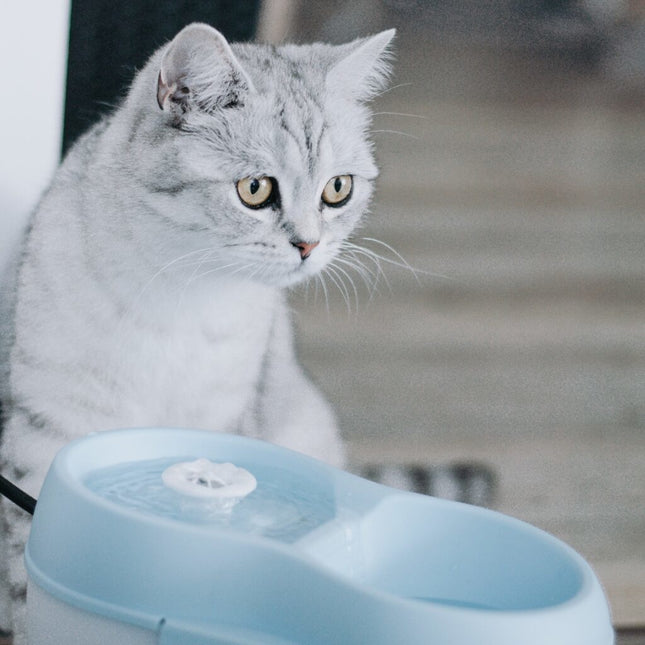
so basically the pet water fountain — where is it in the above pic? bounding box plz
[24,428,614,644]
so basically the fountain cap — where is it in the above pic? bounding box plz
[162,458,256,500]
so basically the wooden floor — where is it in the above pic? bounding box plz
[291,27,645,630]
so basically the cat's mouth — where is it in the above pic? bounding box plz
[279,261,327,287]
[263,252,331,288]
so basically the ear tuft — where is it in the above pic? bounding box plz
[327,29,396,102]
[157,23,254,116]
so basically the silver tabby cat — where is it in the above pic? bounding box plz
[0,23,395,642]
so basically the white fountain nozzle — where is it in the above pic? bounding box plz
[162,458,256,500]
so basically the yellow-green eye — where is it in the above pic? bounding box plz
[236,177,274,208]
[321,175,353,207]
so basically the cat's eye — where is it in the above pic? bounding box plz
[236,177,274,208]
[321,175,353,207]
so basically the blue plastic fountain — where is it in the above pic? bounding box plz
[26,428,614,644]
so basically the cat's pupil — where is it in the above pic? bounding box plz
[250,179,260,194]
[334,177,342,193]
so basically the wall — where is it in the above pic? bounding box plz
[0,2,70,271]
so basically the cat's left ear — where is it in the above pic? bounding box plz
[327,29,396,102]
[157,23,255,115]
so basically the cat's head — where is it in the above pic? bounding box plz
[126,23,394,288]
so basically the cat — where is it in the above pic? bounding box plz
[0,23,395,643]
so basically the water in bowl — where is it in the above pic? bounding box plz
[85,457,335,543]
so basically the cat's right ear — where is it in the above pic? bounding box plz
[157,23,255,116]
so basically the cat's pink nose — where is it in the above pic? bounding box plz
[292,240,319,260]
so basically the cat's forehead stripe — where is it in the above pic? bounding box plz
[256,49,326,177]
[277,103,324,178]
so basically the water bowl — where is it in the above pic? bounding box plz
[26,428,614,644]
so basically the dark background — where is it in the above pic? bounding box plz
[63,0,261,152]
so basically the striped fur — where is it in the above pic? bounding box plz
[0,24,395,642]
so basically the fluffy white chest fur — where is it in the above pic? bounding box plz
[121,286,274,430]
[61,280,279,433]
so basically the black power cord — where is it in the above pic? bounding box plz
[0,474,36,515]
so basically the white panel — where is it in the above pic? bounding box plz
[0,1,71,270]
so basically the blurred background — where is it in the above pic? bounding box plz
[284,2,645,633]
[1,0,643,636]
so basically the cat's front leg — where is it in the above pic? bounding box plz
[271,370,346,468]
[0,518,15,645]
[0,475,37,645]
[0,413,66,645]
[247,306,346,468]
[0,501,29,645]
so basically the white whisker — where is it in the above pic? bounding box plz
[375,81,413,98]
[189,261,248,283]
[221,262,256,279]
[335,250,382,297]
[329,259,362,309]
[359,237,423,286]
[132,247,214,306]
[359,237,453,283]
[175,248,219,309]
[323,265,352,314]
[113,247,216,342]
[316,273,331,315]
[341,241,393,293]
[373,111,427,119]
[372,129,419,140]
